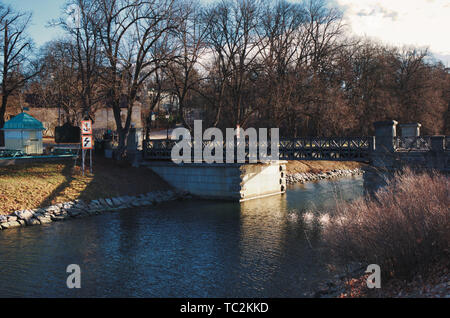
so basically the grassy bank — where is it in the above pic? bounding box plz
[323,169,449,295]
[286,160,365,174]
[0,157,170,215]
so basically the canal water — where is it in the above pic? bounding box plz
[0,176,369,297]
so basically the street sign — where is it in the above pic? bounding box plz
[82,135,93,149]
[81,120,92,135]
[80,120,93,175]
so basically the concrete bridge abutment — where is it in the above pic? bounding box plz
[142,161,287,202]
[371,120,449,171]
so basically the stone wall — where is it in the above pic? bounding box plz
[26,108,59,137]
[27,104,143,137]
[92,106,143,131]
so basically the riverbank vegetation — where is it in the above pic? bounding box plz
[0,157,169,215]
[324,169,449,284]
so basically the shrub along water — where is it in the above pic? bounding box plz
[324,169,449,279]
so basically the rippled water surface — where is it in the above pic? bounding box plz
[0,176,367,297]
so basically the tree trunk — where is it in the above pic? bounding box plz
[0,95,8,147]
[145,115,151,141]
[115,128,129,161]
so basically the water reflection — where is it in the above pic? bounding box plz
[0,174,372,297]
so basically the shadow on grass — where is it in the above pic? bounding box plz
[0,153,171,214]
[37,155,170,209]
[39,161,76,208]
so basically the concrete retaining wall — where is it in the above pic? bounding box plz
[143,161,287,201]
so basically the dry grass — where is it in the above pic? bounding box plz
[0,156,169,214]
[286,160,365,174]
[324,169,450,279]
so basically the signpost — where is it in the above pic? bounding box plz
[82,135,93,149]
[81,120,92,135]
[81,120,93,175]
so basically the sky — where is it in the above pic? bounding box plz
[2,0,66,46]
[2,0,450,65]
[335,0,450,65]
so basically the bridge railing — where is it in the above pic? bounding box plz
[278,137,371,161]
[393,136,450,152]
[394,136,432,151]
[143,137,373,162]
[143,139,177,160]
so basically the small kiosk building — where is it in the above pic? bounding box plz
[2,112,44,155]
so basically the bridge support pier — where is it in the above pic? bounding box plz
[370,121,449,171]
[141,161,287,202]
[372,120,398,168]
[428,136,446,170]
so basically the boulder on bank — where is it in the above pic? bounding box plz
[0,189,192,232]
[1,221,21,229]
[26,218,41,226]
[286,168,364,185]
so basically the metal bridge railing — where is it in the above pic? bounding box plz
[394,136,432,151]
[143,137,372,162]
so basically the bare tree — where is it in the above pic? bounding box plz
[165,0,209,131]
[204,0,265,128]
[141,57,169,139]
[290,0,347,136]
[59,0,104,122]
[29,40,81,124]
[256,0,306,132]
[91,0,178,159]
[5,0,446,143]
[0,4,39,144]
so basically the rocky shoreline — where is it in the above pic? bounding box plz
[309,263,450,298]
[0,190,191,231]
[0,168,364,231]
[286,168,364,184]
[307,265,368,298]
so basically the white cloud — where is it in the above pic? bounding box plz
[336,0,450,64]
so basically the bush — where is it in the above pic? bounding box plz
[323,169,449,279]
